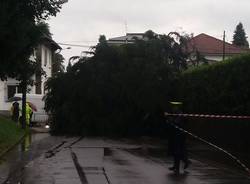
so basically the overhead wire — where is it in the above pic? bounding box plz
[57,43,93,48]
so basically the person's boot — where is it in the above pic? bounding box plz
[184,159,191,169]
[174,168,180,174]
[169,166,180,174]
[171,158,180,174]
[168,166,175,170]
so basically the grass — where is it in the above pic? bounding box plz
[0,116,26,156]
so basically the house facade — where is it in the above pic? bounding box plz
[188,33,250,63]
[0,37,61,112]
[108,32,250,63]
[108,33,144,45]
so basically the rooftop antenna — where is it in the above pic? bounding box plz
[125,21,128,35]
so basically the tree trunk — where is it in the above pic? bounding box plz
[21,80,27,129]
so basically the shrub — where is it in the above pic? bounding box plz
[179,54,250,115]
[177,54,250,153]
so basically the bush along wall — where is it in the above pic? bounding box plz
[177,54,250,154]
[179,54,250,115]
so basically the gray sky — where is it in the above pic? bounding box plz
[48,0,250,65]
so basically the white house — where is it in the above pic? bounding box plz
[0,37,61,115]
[108,33,144,45]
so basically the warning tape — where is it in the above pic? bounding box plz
[165,112,250,119]
[167,121,250,175]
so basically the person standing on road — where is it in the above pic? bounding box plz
[26,103,33,127]
[11,101,20,123]
[167,102,190,174]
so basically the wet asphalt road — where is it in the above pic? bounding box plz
[0,135,250,184]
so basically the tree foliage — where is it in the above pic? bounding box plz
[232,22,249,48]
[37,22,53,39]
[45,31,191,136]
[52,53,65,75]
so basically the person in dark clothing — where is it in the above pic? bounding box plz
[11,101,20,123]
[167,102,190,174]
[166,117,175,156]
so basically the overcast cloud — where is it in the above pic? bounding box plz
[48,0,250,65]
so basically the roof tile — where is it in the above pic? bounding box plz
[188,33,249,55]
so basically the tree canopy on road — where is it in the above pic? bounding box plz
[45,31,191,136]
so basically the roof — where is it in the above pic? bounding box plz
[188,33,250,56]
[41,35,62,51]
[108,33,144,43]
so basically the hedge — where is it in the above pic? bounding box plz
[177,54,250,154]
[179,54,250,115]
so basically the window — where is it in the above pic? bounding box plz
[33,48,37,59]
[17,86,22,93]
[7,85,16,99]
[7,85,21,100]
[43,85,46,95]
[35,73,42,94]
[48,50,51,66]
[44,48,48,66]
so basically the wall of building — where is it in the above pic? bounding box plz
[40,45,52,95]
[0,80,7,111]
[204,55,231,62]
[0,44,53,111]
[0,79,20,111]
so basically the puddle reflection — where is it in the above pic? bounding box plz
[21,133,32,152]
[0,133,50,183]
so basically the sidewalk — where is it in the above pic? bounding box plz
[3,137,250,184]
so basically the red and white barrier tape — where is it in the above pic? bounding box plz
[165,113,250,119]
[167,121,250,175]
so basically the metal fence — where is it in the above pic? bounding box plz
[32,112,49,123]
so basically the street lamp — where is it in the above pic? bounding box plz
[64,47,71,50]
[56,47,71,54]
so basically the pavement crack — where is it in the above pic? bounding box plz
[102,168,112,184]
[65,137,84,148]
[45,141,67,158]
[71,150,88,184]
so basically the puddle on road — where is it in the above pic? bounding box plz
[1,133,50,162]
[124,147,168,159]
[20,133,49,152]
[20,134,32,152]
[0,133,50,183]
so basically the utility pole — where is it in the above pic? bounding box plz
[125,21,128,44]
[223,30,226,61]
